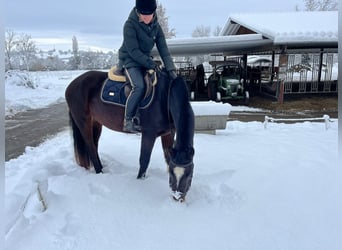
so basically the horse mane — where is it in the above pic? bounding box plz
[168,77,195,164]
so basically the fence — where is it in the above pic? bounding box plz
[264,115,331,130]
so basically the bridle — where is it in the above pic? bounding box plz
[169,159,194,169]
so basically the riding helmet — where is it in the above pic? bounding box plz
[135,0,157,15]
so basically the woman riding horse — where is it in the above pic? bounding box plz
[118,0,177,133]
[65,68,195,202]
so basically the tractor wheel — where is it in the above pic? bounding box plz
[190,91,195,101]
[216,92,222,102]
[244,91,250,106]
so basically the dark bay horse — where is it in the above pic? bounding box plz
[65,68,195,201]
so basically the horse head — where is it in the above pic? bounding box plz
[168,147,195,202]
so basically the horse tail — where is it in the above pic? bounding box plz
[68,111,91,168]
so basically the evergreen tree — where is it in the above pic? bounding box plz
[71,36,81,69]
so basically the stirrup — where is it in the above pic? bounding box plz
[123,119,140,133]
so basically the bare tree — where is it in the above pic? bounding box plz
[212,26,222,36]
[156,1,176,38]
[16,34,37,71]
[318,0,338,10]
[303,0,338,10]
[192,25,211,37]
[5,29,17,71]
[190,25,211,65]
[304,0,318,10]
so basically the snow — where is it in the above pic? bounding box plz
[5,71,342,250]
[227,11,338,43]
[191,101,232,116]
[5,70,85,117]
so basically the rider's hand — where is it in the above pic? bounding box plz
[147,68,155,75]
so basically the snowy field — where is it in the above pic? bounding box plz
[5,70,341,250]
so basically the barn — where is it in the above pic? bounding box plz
[160,11,338,103]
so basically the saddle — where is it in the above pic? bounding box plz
[101,66,157,107]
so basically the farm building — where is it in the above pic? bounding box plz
[160,11,338,103]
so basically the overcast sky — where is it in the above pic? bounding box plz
[5,0,304,51]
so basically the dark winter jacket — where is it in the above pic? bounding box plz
[118,8,175,71]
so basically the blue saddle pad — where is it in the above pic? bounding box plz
[101,78,154,107]
[101,79,127,105]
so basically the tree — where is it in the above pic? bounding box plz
[16,34,37,71]
[71,36,81,70]
[212,26,222,36]
[303,0,338,10]
[190,25,212,65]
[156,1,176,38]
[5,29,17,71]
[192,25,211,38]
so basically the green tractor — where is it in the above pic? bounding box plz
[207,60,249,105]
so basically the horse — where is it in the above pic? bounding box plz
[65,68,195,201]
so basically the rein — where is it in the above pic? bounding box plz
[169,159,194,168]
[166,76,173,130]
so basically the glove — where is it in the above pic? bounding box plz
[145,68,157,86]
[168,70,177,80]
[147,68,155,75]
[147,59,157,71]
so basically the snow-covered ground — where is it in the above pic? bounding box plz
[5,70,341,250]
[4,70,85,117]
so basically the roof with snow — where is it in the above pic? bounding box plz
[157,11,338,56]
[221,11,338,48]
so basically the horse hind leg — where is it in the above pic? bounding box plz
[92,121,102,151]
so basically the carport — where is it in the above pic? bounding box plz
[155,11,338,102]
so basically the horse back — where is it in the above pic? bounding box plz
[65,71,107,104]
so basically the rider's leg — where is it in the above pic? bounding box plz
[123,67,145,132]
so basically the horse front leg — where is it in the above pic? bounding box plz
[137,131,157,179]
[161,131,175,167]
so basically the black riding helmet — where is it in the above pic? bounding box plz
[135,0,157,15]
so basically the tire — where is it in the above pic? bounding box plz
[244,91,250,106]
[216,92,221,102]
[190,91,195,101]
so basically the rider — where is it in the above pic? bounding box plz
[118,0,177,133]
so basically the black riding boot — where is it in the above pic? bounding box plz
[123,119,138,133]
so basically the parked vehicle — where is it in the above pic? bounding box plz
[207,60,249,105]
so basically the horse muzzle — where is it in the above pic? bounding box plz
[171,190,185,203]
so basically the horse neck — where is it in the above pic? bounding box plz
[169,78,195,151]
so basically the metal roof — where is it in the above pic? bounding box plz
[152,34,273,56]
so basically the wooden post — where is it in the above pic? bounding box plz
[278,50,288,103]
[278,80,284,104]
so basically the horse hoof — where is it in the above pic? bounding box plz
[137,173,146,179]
